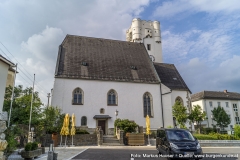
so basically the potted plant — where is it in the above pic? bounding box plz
[20,142,42,160]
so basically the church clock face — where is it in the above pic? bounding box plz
[149,55,155,62]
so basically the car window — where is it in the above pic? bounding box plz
[166,130,195,141]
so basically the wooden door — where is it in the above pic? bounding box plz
[98,120,106,134]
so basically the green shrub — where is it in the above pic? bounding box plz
[25,143,32,151]
[114,119,138,133]
[194,133,239,140]
[193,134,218,140]
[234,124,240,139]
[75,129,89,134]
[201,127,217,134]
[31,142,38,150]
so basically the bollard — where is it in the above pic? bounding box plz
[47,151,53,160]
[47,143,54,160]
[53,152,58,160]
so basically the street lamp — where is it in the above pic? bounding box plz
[115,110,119,119]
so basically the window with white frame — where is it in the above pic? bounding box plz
[209,101,213,107]
[233,104,238,111]
[226,102,229,107]
[235,117,240,123]
[233,104,239,124]
[217,102,221,107]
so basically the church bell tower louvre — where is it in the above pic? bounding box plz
[126,18,163,63]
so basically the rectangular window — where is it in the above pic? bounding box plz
[235,117,240,122]
[226,102,229,107]
[209,101,213,107]
[236,112,239,117]
[233,104,238,111]
[217,102,221,107]
[147,44,151,50]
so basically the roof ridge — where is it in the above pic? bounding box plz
[64,34,143,45]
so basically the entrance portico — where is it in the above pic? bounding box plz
[93,115,111,135]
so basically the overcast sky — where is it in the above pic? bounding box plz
[1,0,240,106]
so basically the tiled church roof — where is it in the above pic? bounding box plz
[154,63,191,93]
[191,90,240,101]
[55,35,160,83]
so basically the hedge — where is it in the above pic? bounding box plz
[194,133,239,140]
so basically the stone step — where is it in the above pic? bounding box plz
[103,135,115,138]
[103,139,119,143]
[101,143,124,146]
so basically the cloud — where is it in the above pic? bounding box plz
[21,26,64,64]
[153,0,240,18]
[0,0,152,105]
[178,55,240,94]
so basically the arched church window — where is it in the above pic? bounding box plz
[72,88,84,105]
[107,89,118,105]
[143,92,153,117]
[175,96,183,105]
[81,116,87,126]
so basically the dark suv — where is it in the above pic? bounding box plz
[156,128,203,159]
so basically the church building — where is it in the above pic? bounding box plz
[51,18,191,134]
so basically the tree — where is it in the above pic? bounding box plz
[188,105,206,132]
[172,101,188,128]
[211,106,231,131]
[41,106,64,134]
[3,85,43,126]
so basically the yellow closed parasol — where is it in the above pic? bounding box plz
[60,113,70,135]
[70,113,76,135]
[70,113,76,146]
[146,115,151,146]
[60,113,70,147]
[146,115,151,135]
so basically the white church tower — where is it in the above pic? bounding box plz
[126,18,163,63]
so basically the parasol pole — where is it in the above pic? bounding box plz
[65,135,67,148]
[72,135,73,146]
[60,135,62,147]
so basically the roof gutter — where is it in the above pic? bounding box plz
[160,83,172,128]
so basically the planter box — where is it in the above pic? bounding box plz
[126,133,144,145]
[20,148,42,160]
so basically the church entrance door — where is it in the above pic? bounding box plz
[98,120,106,135]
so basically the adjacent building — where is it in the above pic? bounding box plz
[191,90,240,130]
[51,18,191,134]
[0,55,15,111]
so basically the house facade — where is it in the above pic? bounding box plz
[191,90,240,130]
[51,19,191,134]
[0,55,15,111]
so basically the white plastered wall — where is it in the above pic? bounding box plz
[51,78,163,130]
